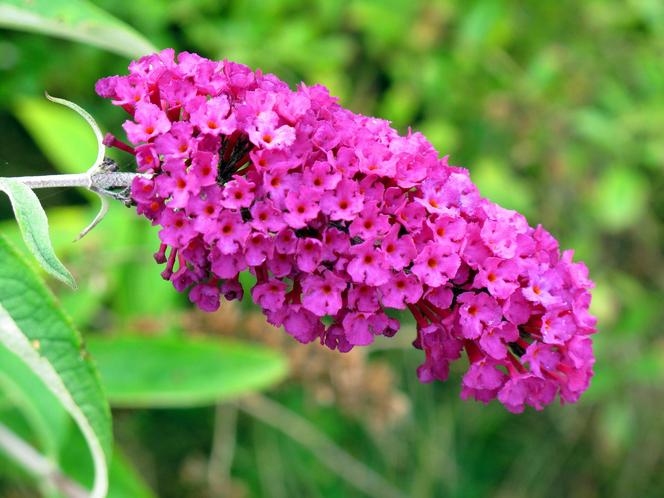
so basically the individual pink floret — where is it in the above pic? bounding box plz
[123,102,171,143]
[301,270,346,317]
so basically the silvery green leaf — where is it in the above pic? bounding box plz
[0,178,76,289]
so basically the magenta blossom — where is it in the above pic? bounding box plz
[98,49,597,413]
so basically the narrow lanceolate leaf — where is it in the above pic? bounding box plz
[0,235,111,498]
[0,0,157,58]
[0,178,76,289]
[88,335,288,408]
[0,339,155,498]
[0,341,70,460]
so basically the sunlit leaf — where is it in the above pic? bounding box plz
[0,0,157,58]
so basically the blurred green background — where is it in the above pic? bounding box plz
[1,0,664,497]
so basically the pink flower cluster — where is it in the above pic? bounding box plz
[97,49,597,413]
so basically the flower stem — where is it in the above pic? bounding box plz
[5,171,139,191]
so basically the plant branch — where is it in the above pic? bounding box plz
[0,422,88,498]
[238,394,407,498]
[5,170,140,191]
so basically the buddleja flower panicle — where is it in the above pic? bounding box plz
[97,49,597,413]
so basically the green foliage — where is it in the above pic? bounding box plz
[0,341,69,460]
[0,339,156,498]
[0,235,110,497]
[88,335,288,408]
[0,0,156,58]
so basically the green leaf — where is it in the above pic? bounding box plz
[0,341,70,459]
[0,0,157,58]
[0,234,111,497]
[0,178,76,289]
[0,341,154,498]
[88,335,288,408]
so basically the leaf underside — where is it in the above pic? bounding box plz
[0,178,77,289]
